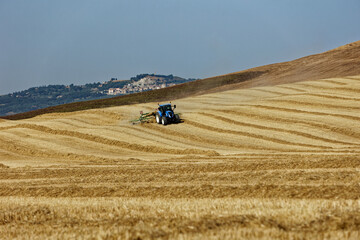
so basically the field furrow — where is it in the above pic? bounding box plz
[1,75,360,239]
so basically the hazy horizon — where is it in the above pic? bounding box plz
[1,0,360,95]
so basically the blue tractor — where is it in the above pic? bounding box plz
[155,103,180,125]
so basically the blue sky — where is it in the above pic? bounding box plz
[0,0,359,95]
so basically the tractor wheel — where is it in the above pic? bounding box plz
[175,114,180,123]
[161,116,168,125]
[156,113,161,124]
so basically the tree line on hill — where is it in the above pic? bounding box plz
[0,74,196,116]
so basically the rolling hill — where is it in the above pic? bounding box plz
[0,41,360,239]
[1,73,360,239]
[0,74,194,116]
[2,40,360,120]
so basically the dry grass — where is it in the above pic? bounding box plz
[0,75,360,239]
[1,197,360,239]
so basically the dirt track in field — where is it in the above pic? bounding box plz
[1,76,360,239]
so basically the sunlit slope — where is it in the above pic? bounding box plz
[0,75,359,166]
[3,41,360,120]
[1,76,360,239]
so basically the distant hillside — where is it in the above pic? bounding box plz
[208,40,360,93]
[0,74,194,116]
[2,40,360,120]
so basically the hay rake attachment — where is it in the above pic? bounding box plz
[130,111,155,125]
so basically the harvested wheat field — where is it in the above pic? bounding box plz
[1,73,360,239]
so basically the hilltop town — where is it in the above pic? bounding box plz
[105,75,180,95]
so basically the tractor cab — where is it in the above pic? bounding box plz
[158,104,175,114]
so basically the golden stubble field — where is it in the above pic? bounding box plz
[0,76,360,239]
